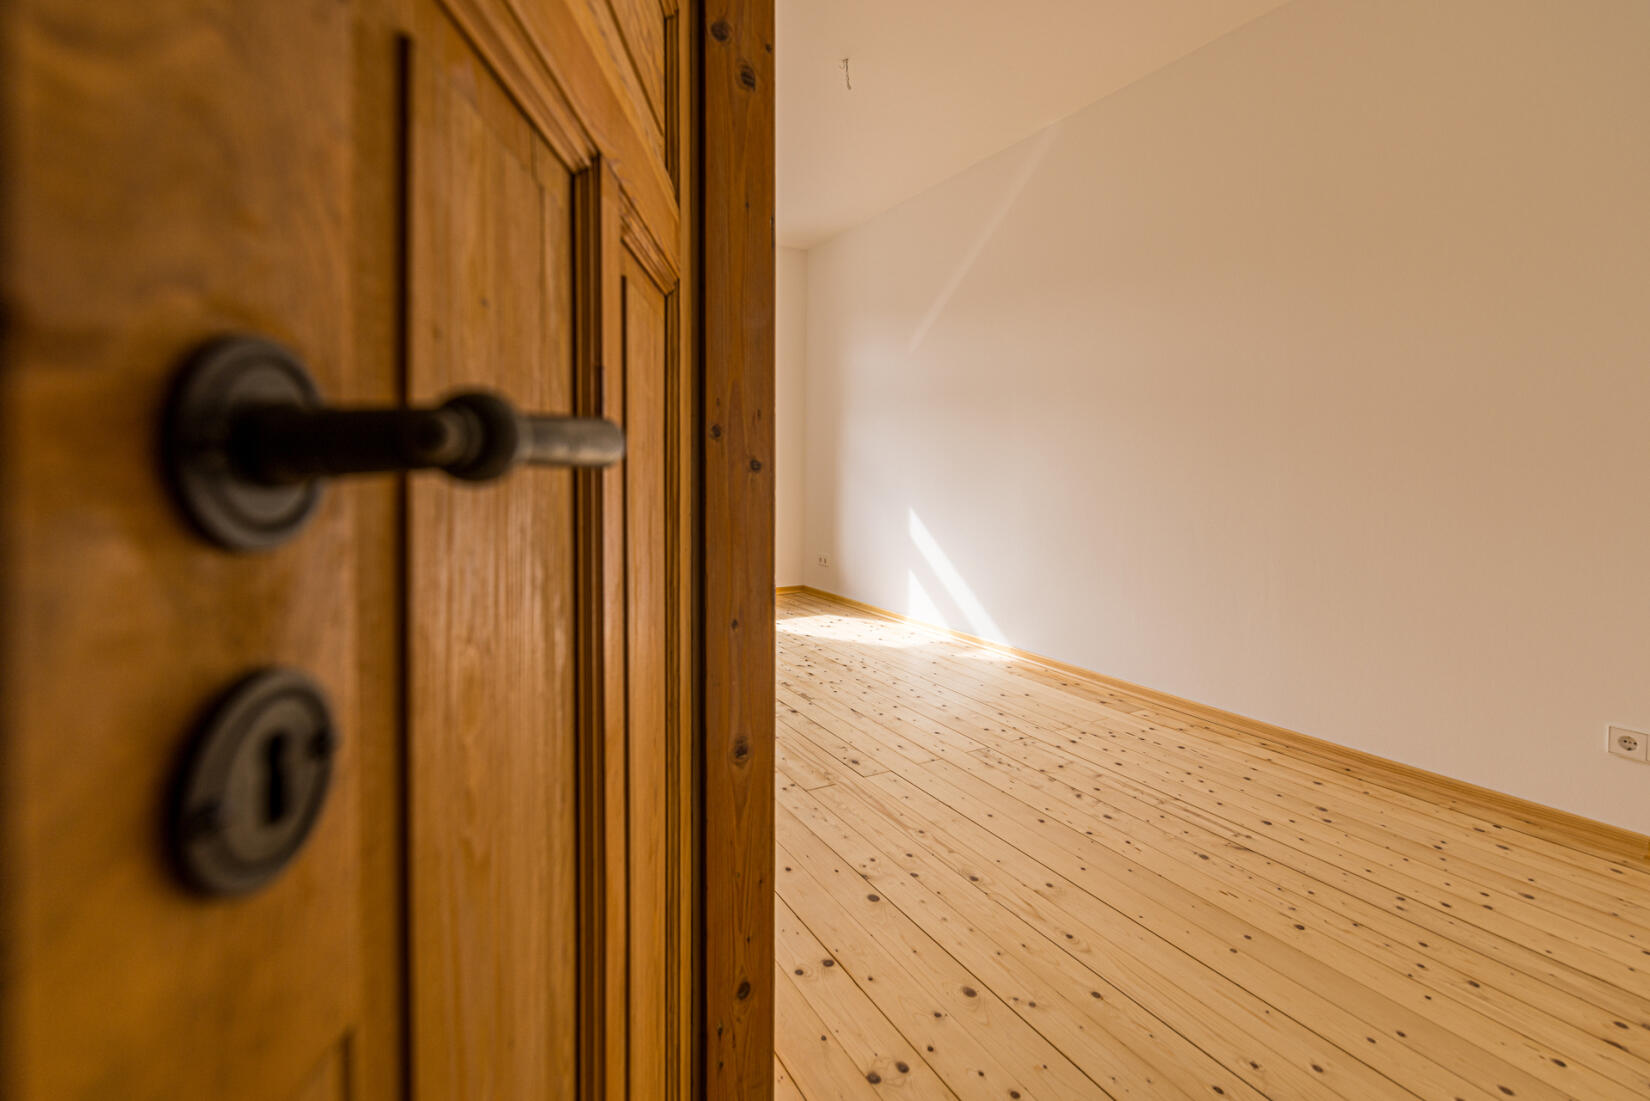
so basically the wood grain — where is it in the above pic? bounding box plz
[701,0,777,1097]
[777,592,1650,1101]
[604,0,669,124]
[406,11,579,1092]
[625,247,671,1098]
[795,586,1650,864]
[353,4,697,1096]
[0,2,359,1097]
[440,0,681,262]
[666,9,699,1094]
[349,5,414,1097]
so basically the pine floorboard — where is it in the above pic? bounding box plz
[773,591,1650,1100]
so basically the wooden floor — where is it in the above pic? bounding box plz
[772,591,1650,1101]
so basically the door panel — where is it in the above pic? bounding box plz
[0,1,359,1098]
[598,0,670,130]
[405,9,580,1094]
[401,1,686,1097]
[473,0,680,246]
[573,0,666,166]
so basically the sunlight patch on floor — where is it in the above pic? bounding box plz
[776,612,927,649]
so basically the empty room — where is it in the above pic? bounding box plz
[771,1,1650,1098]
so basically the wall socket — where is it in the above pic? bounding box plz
[816,553,830,568]
[1607,725,1649,763]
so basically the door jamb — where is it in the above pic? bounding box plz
[696,0,776,1097]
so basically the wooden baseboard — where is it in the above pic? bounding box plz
[774,585,805,595]
[784,586,1650,864]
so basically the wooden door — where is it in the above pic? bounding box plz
[0,0,777,1096]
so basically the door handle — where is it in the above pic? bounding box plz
[165,335,623,550]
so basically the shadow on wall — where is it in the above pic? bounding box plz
[906,126,1059,356]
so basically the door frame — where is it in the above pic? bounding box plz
[696,0,776,1097]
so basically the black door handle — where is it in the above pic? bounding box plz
[165,335,623,550]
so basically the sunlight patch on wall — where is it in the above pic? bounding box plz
[906,571,944,628]
[908,509,1005,643]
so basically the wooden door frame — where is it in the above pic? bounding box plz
[696,0,776,1097]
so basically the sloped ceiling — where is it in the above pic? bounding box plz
[777,0,1294,248]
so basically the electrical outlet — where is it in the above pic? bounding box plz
[816,553,830,568]
[1606,725,1649,763]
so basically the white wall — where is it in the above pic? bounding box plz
[801,0,1650,833]
[776,247,808,586]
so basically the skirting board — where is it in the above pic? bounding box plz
[784,586,1650,864]
[774,585,805,595]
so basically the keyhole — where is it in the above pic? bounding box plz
[263,730,291,826]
